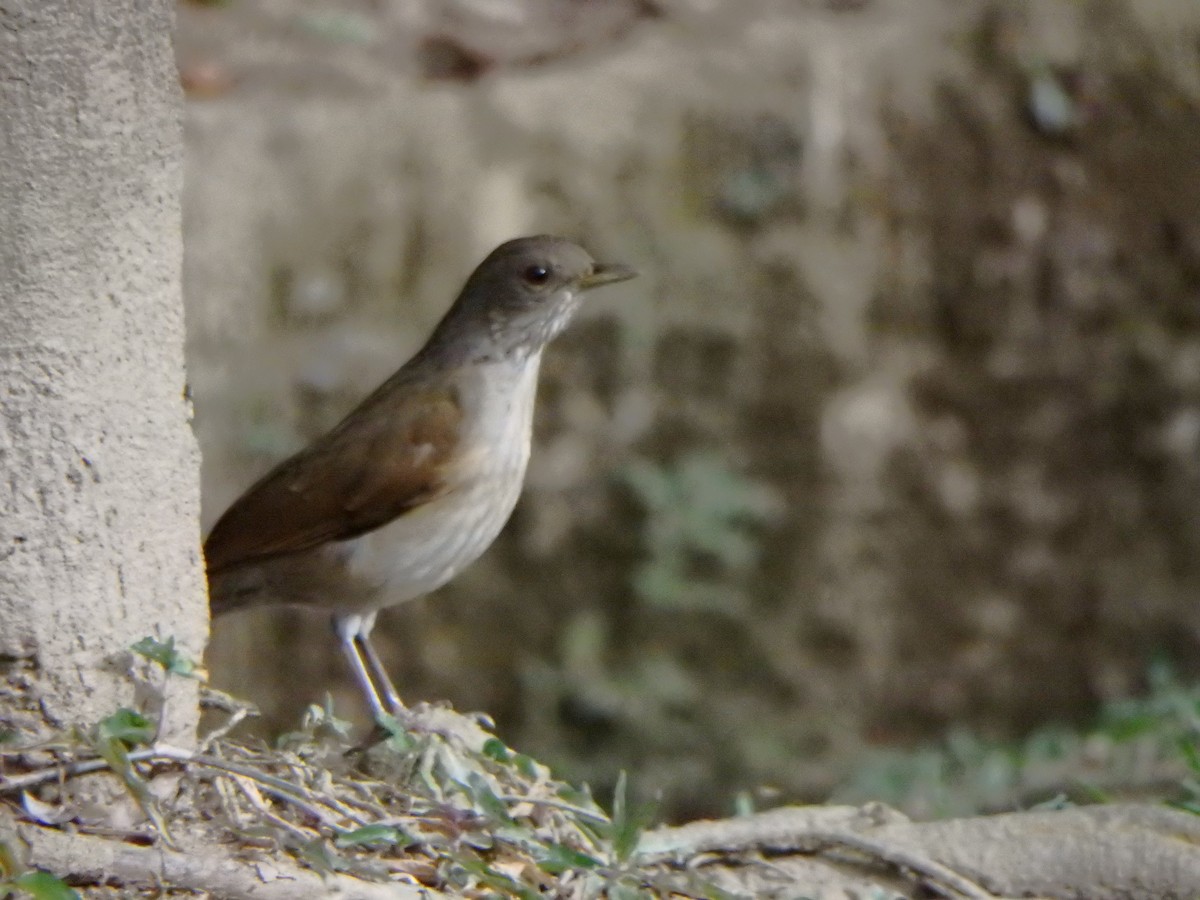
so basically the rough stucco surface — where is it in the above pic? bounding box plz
[0,0,206,741]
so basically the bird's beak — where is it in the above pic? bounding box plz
[579,262,638,290]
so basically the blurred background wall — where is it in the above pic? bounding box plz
[181,0,1200,821]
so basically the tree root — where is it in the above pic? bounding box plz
[7,798,1200,898]
[641,802,1200,899]
[4,820,436,900]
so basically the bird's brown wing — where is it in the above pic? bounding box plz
[203,381,463,574]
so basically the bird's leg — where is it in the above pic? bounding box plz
[333,614,387,721]
[354,612,406,715]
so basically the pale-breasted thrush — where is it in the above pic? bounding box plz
[205,235,637,719]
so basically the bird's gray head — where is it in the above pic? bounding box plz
[430,235,636,362]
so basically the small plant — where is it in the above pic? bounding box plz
[833,659,1200,819]
[132,635,199,678]
[0,863,81,900]
[620,452,781,614]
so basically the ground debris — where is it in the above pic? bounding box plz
[3,698,1200,899]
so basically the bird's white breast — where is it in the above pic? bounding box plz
[340,354,543,609]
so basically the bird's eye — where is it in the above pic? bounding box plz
[523,264,550,285]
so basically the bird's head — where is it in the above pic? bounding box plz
[433,235,637,362]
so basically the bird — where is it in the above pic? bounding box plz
[204,235,637,721]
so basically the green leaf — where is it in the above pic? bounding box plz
[619,459,676,511]
[610,771,653,863]
[556,784,596,807]
[1103,709,1161,741]
[373,712,414,751]
[456,856,540,900]
[732,791,755,817]
[466,773,513,826]
[514,754,539,778]
[12,869,82,900]
[1172,799,1200,816]
[1071,780,1111,804]
[611,772,636,862]
[334,824,406,849]
[131,636,197,678]
[632,564,690,608]
[480,738,510,762]
[90,727,172,845]
[1179,736,1200,775]
[295,11,376,44]
[296,838,349,875]
[536,842,602,875]
[97,708,155,747]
